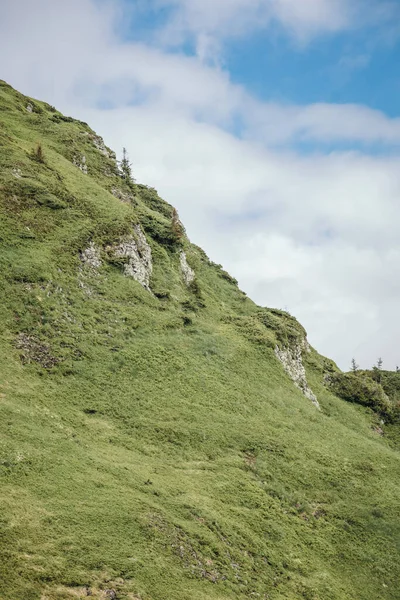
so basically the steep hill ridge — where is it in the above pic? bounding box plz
[1,80,400,600]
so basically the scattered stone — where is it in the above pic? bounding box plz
[372,425,384,436]
[78,279,93,297]
[180,251,195,286]
[26,103,33,113]
[12,167,22,178]
[79,242,102,296]
[111,187,134,203]
[15,333,59,369]
[109,224,153,291]
[80,242,102,269]
[275,340,319,408]
[73,154,88,174]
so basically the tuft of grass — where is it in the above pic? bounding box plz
[31,142,45,164]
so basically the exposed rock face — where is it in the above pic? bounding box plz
[112,224,152,291]
[111,187,134,204]
[91,133,115,159]
[180,251,195,286]
[275,340,319,408]
[73,155,88,174]
[26,103,33,113]
[80,242,102,269]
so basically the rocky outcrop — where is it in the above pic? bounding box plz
[180,251,195,286]
[111,224,152,291]
[111,187,134,204]
[275,340,319,408]
[80,242,102,269]
[91,134,115,159]
[80,228,152,293]
[26,103,33,113]
[73,154,88,174]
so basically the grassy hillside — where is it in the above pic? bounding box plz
[0,80,400,600]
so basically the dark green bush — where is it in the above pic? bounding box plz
[225,315,276,348]
[51,114,74,123]
[326,372,393,417]
[30,143,45,164]
[209,261,238,286]
[140,213,180,249]
[257,309,306,346]
[219,270,238,285]
[7,179,67,209]
[35,192,67,209]
[153,290,171,300]
[136,184,173,218]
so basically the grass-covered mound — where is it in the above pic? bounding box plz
[1,80,400,600]
[325,372,394,417]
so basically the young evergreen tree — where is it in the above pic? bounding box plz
[32,143,45,164]
[351,358,359,373]
[120,147,134,182]
[373,357,383,383]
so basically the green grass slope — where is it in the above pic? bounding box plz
[1,80,399,600]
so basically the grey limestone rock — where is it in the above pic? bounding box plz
[180,251,195,286]
[73,154,88,174]
[111,224,152,291]
[91,133,114,159]
[80,242,102,269]
[111,187,134,203]
[275,339,319,408]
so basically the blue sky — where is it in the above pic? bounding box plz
[119,0,400,115]
[2,0,400,370]
[226,30,400,113]
[111,0,400,153]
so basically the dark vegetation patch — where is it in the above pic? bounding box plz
[325,372,394,418]
[14,333,60,369]
[225,308,306,349]
[136,184,173,218]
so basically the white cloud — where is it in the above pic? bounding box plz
[1,0,400,371]
[155,0,352,52]
[154,0,397,49]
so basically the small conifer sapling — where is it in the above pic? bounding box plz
[351,358,359,373]
[120,147,135,182]
[32,143,45,164]
[373,357,383,383]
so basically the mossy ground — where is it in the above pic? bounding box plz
[1,81,400,600]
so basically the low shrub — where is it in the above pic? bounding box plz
[31,143,45,164]
[257,309,306,347]
[140,213,181,249]
[136,185,172,218]
[326,372,393,417]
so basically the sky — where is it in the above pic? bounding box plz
[1,0,400,370]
